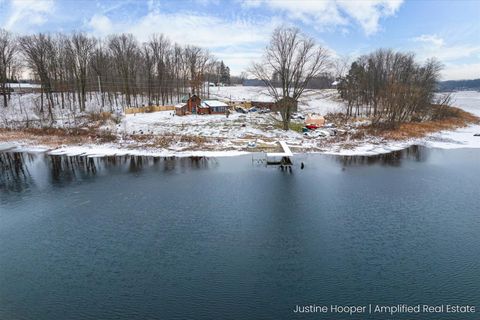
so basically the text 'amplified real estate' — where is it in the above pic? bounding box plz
[293,304,476,316]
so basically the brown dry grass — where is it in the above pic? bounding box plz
[325,112,351,126]
[0,127,117,147]
[366,107,479,140]
[87,112,112,122]
[128,134,208,149]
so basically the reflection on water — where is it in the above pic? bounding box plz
[1,147,428,193]
[50,155,98,182]
[0,152,34,193]
[0,153,214,193]
[1,146,479,320]
[338,145,427,167]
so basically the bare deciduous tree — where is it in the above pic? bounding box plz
[67,33,96,111]
[2,28,227,127]
[332,55,351,80]
[0,29,18,108]
[19,33,56,121]
[185,46,211,96]
[108,34,139,107]
[250,26,330,130]
[337,49,444,127]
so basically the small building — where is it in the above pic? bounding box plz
[199,100,229,114]
[227,100,252,109]
[180,94,201,114]
[252,97,298,113]
[4,82,41,94]
[175,103,187,116]
[243,79,265,86]
[252,101,276,110]
[197,102,209,115]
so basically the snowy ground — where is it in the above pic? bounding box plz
[209,86,343,114]
[111,87,349,153]
[1,87,479,157]
[121,108,300,139]
[422,91,480,150]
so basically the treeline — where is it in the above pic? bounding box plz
[337,49,447,127]
[438,79,480,92]
[0,29,230,117]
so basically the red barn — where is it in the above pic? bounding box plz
[176,94,202,116]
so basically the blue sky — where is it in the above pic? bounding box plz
[0,0,479,80]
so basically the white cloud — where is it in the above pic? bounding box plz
[127,12,278,47]
[87,10,281,74]
[410,34,480,80]
[267,0,347,29]
[430,44,480,62]
[338,0,403,35]
[442,63,480,81]
[88,11,278,46]
[5,0,54,32]
[240,0,262,7]
[243,0,403,35]
[193,0,220,5]
[87,14,114,37]
[411,34,480,63]
[413,34,444,47]
[85,4,346,75]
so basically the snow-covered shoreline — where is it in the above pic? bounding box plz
[0,142,250,158]
[1,89,479,157]
[2,124,479,158]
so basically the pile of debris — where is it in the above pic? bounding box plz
[302,114,338,138]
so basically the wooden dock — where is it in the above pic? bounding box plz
[266,141,293,165]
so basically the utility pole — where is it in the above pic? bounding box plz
[18,83,22,114]
[97,75,104,111]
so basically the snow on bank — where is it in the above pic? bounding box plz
[421,91,480,150]
[322,140,416,156]
[120,110,300,141]
[46,145,249,158]
[1,143,248,158]
[2,88,479,157]
[311,91,480,156]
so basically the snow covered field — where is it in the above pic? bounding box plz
[209,86,343,115]
[1,87,479,157]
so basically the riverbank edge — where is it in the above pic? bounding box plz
[1,108,479,157]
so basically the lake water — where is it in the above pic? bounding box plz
[1,148,479,319]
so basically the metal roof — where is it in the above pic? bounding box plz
[202,100,228,107]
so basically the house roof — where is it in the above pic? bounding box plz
[6,83,41,88]
[202,100,228,107]
[181,94,199,103]
[174,103,185,109]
